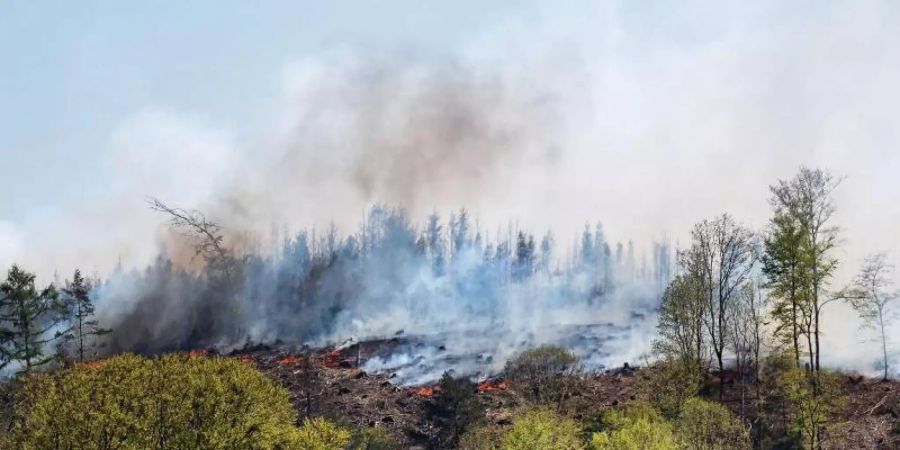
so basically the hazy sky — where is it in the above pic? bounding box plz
[2,0,900,287]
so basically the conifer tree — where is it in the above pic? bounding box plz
[59,269,111,363]
[0,265,63,373]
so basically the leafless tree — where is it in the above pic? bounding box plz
[847,253,898,380]
[680,213,756,400]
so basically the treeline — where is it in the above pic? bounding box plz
[0,267,108,374]
[653,166,898,448]
[1,200,670,368]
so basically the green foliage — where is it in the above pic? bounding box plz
[58,269,111,363]
[505,345,582,408]
[458,423,505,450]
[776,368,844,449]
[590,402,676,450]
[425,372,485,449]
[0,265,64,373]
[653,274,706,379]
[347,426,398,450]
[296,417,352,450]
[674,398,750,450]
[3,353,310,449]
[640,358,702,419]
[503,408,584,450]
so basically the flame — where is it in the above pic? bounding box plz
[416,387,435,397]
[188,349,208,358]
[476,379,508,394]
[278,355,302,366]
[321,348,343,368]
[81,359,105,370]
[239,355,253,365]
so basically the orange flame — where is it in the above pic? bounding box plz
[321,348,343,368]
[188,349,208,358]
[476,379,508,394]
[239,355,253,365]
[81,360,105,370]
[416,387,435,397]
[278,355,302,366]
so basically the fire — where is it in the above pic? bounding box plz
[188,349,208,358]
[416,387,435,397]
[321,348,343,368]
[239,355,253,365]
[476,379,508,394]
[278,355,302,366]
[411,386,442,397]
[81,359,105,370]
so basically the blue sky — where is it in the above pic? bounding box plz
[2,1,900,280]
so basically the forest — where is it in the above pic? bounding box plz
[1,166,899,449]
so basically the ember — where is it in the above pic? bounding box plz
[277,355,302,366]
[81,360,105,370]
[476,378,508,394]
[412,386,441,397]
[321,348,344,368]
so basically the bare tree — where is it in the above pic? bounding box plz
[654,274,708,383]
[847,253,898,380]
[680,213,756,400]
[730,279,769,418]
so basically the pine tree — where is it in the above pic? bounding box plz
[59,269,111,363]
[0,265,63,373]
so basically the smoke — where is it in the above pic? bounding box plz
[5,1,900,379]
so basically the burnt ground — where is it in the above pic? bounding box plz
[228,343,900,449]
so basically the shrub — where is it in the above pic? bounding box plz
[640,358,702,419]
[347,426,398,450]
[458,423,505,450]
[674,398,750,450]
[425,372,485,448]
[775,368,844,449]
[4,353,310,449]
[505,346,582,408]
[503,408,584,450]
[296,417,352,449]
[590,402,677,450]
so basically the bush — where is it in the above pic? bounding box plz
[3,353,311,449]
[425,372,485,448]
[674,398,750,450]
[640,358,702,419]
[458,423,505,450]
[503,408,584,450]
[347,426,398,450]
[505,346,582,408]
[296,417,352,449]
[590,402,677,450]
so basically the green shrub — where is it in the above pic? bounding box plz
[347,426,398,450]
[296,417,352,449]
[458,423,505,450]
[590,402,677,450]
[674,398,750,450]
[505,346,582,408]
[4,353,313,449]
[503,408,584,450]
[425,372,485,448]
[640,358,702,419]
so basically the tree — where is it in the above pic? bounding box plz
[762,211,810,368]
[674,398,751,450]
[0,265,63,373]
[58,270,110,363]
[654,274,707,383]
[505,346,582,409]
[847,253,898,380]
[729,280,769,417]
[769,167,841,372]
[679,214,755,400]
[425,373,484,449]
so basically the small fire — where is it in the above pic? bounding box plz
[278,355,302,366]
[321,349,343,368]
[476,379,508,394]
[81,359,105,370]
[416,387,435,397]
[188,349,208,358]
[239,355,253,365]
